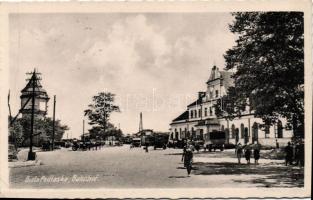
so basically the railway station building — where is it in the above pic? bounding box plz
[169,65,293,147]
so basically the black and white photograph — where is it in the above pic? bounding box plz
[0,1,311,198]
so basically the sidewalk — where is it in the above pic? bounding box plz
[9,148,42,168]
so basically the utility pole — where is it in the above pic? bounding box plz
[28,70,36,160]
[52,95,56,150]
[83,119,85,142]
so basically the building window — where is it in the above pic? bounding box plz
[190,110,193,118]
[204,108,208,116]
[215,90,219,98]
[198,109,201,118]
[231,124,236,138]
[244,127,249,144]
[195,110,197,118]
[265,124,270,138]
[221,125,225,131]
[235,128,239,144]
[240,123,245,138]
[209,91,213,99]
[209,107,213,116]
[277,120,283,138]
[252,122,258,143]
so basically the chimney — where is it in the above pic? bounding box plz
[198,92,205,100]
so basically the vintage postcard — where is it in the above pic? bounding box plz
[0,0,311,198]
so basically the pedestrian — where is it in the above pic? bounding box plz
[195,143,200,153]
[145,143,149,153]
[285,142,293,166]
[253,145,260,165]
[244,145,251,164]
[236,143,243,164]
[184,147,193,176]
[275,139,279,149]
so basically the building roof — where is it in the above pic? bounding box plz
[187,99,202,107]
[206,66,234,90]
[21,71,49,99]
[172,110,189,122]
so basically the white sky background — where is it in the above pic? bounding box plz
[9,13,236,139]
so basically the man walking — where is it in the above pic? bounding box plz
[236,143,243,164]
[184,147,193,176]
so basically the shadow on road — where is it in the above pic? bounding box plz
[164,153,183,156]
[168,176,189,179]
[192,161,304,188]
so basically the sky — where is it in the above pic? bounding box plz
[9,13,237,139]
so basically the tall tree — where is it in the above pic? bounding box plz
[84,92,120,135]
[220,12,304,136]
[9,115,69,147]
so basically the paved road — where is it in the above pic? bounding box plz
[10,145,304,188]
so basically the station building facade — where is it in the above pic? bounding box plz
[169,66,293,147]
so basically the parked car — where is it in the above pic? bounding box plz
[204,131,226,151]
[153,134,168,150]
[131,138,141,147]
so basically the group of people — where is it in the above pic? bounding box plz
[284,139,304,167]
[236,142,260,164]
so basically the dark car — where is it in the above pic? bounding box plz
[154,134,168,150]
[204,131,226,152]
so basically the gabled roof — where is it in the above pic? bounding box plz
[187,99,202,107]
[206,65,234,90]
[172,110,189,122]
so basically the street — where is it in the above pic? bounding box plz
[10,145,304,188]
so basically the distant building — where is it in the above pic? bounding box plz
[20,70,50,146]
[20,70,50,118]
[169,66,293,147]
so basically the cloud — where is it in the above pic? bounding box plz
[9,13,236,137]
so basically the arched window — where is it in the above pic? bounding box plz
[244,127,249,144]
[265,124,270,138]
[277,120,283,138]
[235,128,239,144]
[240,123,245,138]
[252,122,258,143]
[221,125,225,132]
[231,124,236,138]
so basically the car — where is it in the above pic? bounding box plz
[131,138,141,147]
[204,131,226,152]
